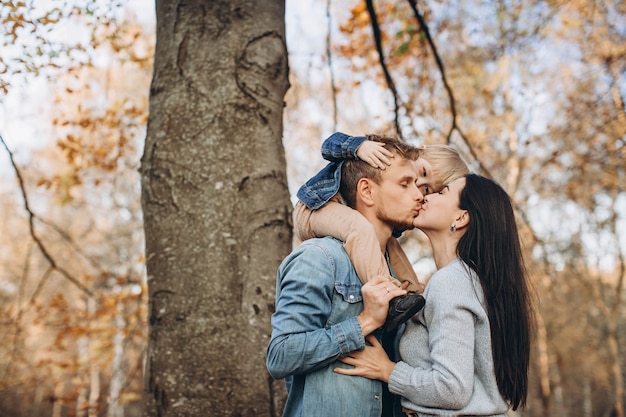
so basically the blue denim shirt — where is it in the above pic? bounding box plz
[266,237,385,417]
[296,132,366,210]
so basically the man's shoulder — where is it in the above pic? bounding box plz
[294,237,347,258]
[278,237,359,286]
[299,236,344,249]
[284,237,350,266]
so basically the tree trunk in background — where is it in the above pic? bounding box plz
[141,1,291,415]
[607,321,624,417]
[107,300,125,417]
[535,310,552,417]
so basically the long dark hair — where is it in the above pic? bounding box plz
[457,174,533,410]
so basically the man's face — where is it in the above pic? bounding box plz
[371,157,424,231]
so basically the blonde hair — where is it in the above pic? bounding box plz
[420,144,470,191]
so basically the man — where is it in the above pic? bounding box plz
[266,135,424,417]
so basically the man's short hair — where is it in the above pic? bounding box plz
[339,134,421,208]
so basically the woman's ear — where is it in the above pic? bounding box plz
[455,210,470,230]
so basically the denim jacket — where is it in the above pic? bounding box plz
[266,237,385,417]
[296,132,366,210]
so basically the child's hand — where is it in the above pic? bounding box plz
[356,141,393,170]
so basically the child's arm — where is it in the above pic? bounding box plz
[296,133,392,211]
[320,132,393,167]
[295,134,393,242]
[320,132,365,162]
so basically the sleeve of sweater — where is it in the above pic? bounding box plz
[387,264,477,410]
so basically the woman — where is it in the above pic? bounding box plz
[335,174,534,416]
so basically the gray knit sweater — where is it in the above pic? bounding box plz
[388,258,509,417]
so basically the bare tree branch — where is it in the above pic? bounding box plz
[39,217,101,270]
[405,0,490,172]
[27,266,55,306]
[0,133,94,297]
[365,0,401,136]
[405,2,456,129]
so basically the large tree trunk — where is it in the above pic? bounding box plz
[140,1,291,415]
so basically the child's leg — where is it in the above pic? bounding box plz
[293,200,315,242]
[297,198,389,284]
[387,237,424,293]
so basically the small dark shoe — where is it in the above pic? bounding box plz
[383,292,425,332]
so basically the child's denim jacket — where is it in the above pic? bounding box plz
[296,132,366,210]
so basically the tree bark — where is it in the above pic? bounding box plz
[141,1,291,415]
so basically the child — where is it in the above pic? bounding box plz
[294,132,470,331]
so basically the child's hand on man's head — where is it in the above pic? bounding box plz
[356,141,394,170]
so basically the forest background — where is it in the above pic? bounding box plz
[0,0,624,417]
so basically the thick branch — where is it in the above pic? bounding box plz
[405,0,490,173]
[366,0,401,136]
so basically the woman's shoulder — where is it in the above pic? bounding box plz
[428,258,471,285]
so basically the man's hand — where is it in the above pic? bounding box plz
[356,141,393,170]
[357,275,406,336]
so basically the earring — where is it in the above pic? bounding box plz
[450,223,456,233]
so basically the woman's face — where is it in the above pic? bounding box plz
[412,158,435,197]
[413,177,466,230]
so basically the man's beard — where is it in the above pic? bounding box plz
[376,207,415,233]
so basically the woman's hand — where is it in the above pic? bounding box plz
[334,335,396,382]
[356,141,393,170]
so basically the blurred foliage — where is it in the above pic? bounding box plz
[1,1,152,416]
